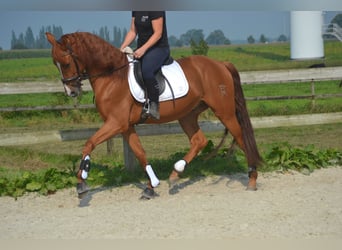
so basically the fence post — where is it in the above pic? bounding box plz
[106,138,114,155]
[122,138,138,172]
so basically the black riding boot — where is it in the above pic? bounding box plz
[148,101,160,120]
[146,81,160,120]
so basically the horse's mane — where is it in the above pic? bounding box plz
[60,32,128,79]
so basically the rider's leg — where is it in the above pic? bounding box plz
[141,47,169,120]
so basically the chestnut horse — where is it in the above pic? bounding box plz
[46,32,262,199]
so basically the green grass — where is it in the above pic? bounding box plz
[0,57,58,82]
[243,81,341,96]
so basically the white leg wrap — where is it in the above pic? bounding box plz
[146,165,160,187]
[81,155,90,179]
[81,171,88,180]
[174,159,187,173]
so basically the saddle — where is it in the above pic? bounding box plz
[133,56,174,97]
[124,47,189,123]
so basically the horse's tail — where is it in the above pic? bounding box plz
[224,62,263,168]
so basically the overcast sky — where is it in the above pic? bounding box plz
[0,11,340,50]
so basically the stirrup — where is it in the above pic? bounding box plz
[147,101,160,120]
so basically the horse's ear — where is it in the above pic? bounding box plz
[46,32,56,45]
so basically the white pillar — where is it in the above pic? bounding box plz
[290,11,324,60]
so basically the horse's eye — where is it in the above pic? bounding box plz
[62,63,70,69]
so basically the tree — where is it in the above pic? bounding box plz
[52,25,63,39]
[36,27,49,49]
[190,38,209,56]
[205,29,231,45]
[180,29,204,46]
[25,27,35,49]
[12,43,27,50]
[247,35,255,44]
[331,13,342,27]
[168,35,183,47]
[259,34,268,44]
[277,34,288,42]
[11,31,17,49]
[168,35,179,47]
[11,30,29,49]
[98,26,110,42]
[324,14,342,40]
[10,25,64,49]
[113,26,122,47]
[12,33,26,49]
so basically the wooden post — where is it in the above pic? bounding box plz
[122,138,138,172]
[106,138,114,155]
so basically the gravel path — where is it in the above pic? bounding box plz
[1,167,341,239]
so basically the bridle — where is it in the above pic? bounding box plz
[60,53,89,86]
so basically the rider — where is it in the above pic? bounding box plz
[120,11,170,120]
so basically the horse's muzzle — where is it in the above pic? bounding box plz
[63,83,82,97]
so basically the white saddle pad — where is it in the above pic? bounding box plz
[128,59,189,103]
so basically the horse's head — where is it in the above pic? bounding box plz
[46,32,87,97]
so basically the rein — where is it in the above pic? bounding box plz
[87,61,132,80]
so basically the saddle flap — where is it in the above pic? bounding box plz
[133,60,166,95]
[133,60,145,90]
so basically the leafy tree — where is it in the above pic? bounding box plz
[277,34,288,42]
[190,38,209,56]
[168,35,182,47]
[180,29,204,46]
[331,13,342,27]
[205,29,231,45]
[324,14,342,40]
[259,34,268,43]
[247,35,255,44]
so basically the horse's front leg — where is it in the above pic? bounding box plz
[76,121,122,198]
[122,127,160,199]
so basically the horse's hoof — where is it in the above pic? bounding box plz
[77,182,90,199]
[246,185,257,191]
[168,176,179,187]
[168,176,180,195]
[140,187,158,200]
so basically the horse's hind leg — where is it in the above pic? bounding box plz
[169,106,208,184]
[218,115,258,190]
